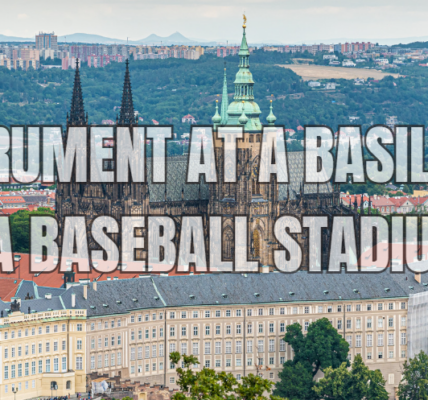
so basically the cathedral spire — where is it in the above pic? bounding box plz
[212,99,221,128]
[118,59,136,125]
[220,63,229,124]
[68,59,87,126]
[223,16,262,132]
[266,99,276,126]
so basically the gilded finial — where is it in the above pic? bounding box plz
[216,99,218,103]
[243,14,247,28]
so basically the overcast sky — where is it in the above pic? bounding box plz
[3,0,428,44]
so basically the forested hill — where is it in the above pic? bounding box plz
[1,52,428,135]
[392,41,428,49]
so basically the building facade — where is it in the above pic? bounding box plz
[63,270,419,399]
[35,33,58,51]
[0,269,423,399]
[0,301,87,400]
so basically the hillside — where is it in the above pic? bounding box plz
[0,51,427,136]
[392,41,428,49]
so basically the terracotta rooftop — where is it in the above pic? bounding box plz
[0,278,23,301]
[0,253,205,288]
[0,208,27,215]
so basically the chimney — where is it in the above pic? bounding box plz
[83,285,88,300]
[93,281,97,291]
[415,273,421,284]
[71,293,76,308]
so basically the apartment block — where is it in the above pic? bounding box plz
[35,32,58,51]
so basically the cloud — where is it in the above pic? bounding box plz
[17,13,28,20]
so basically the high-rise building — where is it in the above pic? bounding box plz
[35,32,58,51]
[20,49,40,62]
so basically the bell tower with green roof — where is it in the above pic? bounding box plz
[226,16,262,132]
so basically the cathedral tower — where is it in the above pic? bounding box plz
[118,59,137,125]
[210,16,278,267]
[66,59,88,126]
[224,16,262,132]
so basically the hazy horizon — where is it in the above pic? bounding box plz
[3,0,428,44]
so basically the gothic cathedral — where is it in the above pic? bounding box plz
[56,20,357,270]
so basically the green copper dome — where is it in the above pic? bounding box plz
[212,100,221,125]
[238,101,249,125]
[226,21,262,132]
[266,100,277,125]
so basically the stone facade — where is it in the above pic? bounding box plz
[0,307,87,400]
[85,296,408,398]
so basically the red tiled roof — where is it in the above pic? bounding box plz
[0,253,206,288]
[1,208,27,215]
[359,242,428,269]
[0,196,25,203]
[370,197,395,207]
[0,278,22,301]
[341,194,369,206]
[409,196,428,206]
[388,197,406,206]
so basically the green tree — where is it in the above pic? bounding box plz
[169,352,285,400]
[285,318,349,377]
[274,318,349,400]
[275,362,313,400]
[10,207,55,253]
[313,354,388,400]
[398,350,428,400]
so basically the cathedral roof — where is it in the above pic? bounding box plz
[146,156,210,202]
[145,152,331,203]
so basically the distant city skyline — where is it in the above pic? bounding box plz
[3,0,428,45]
